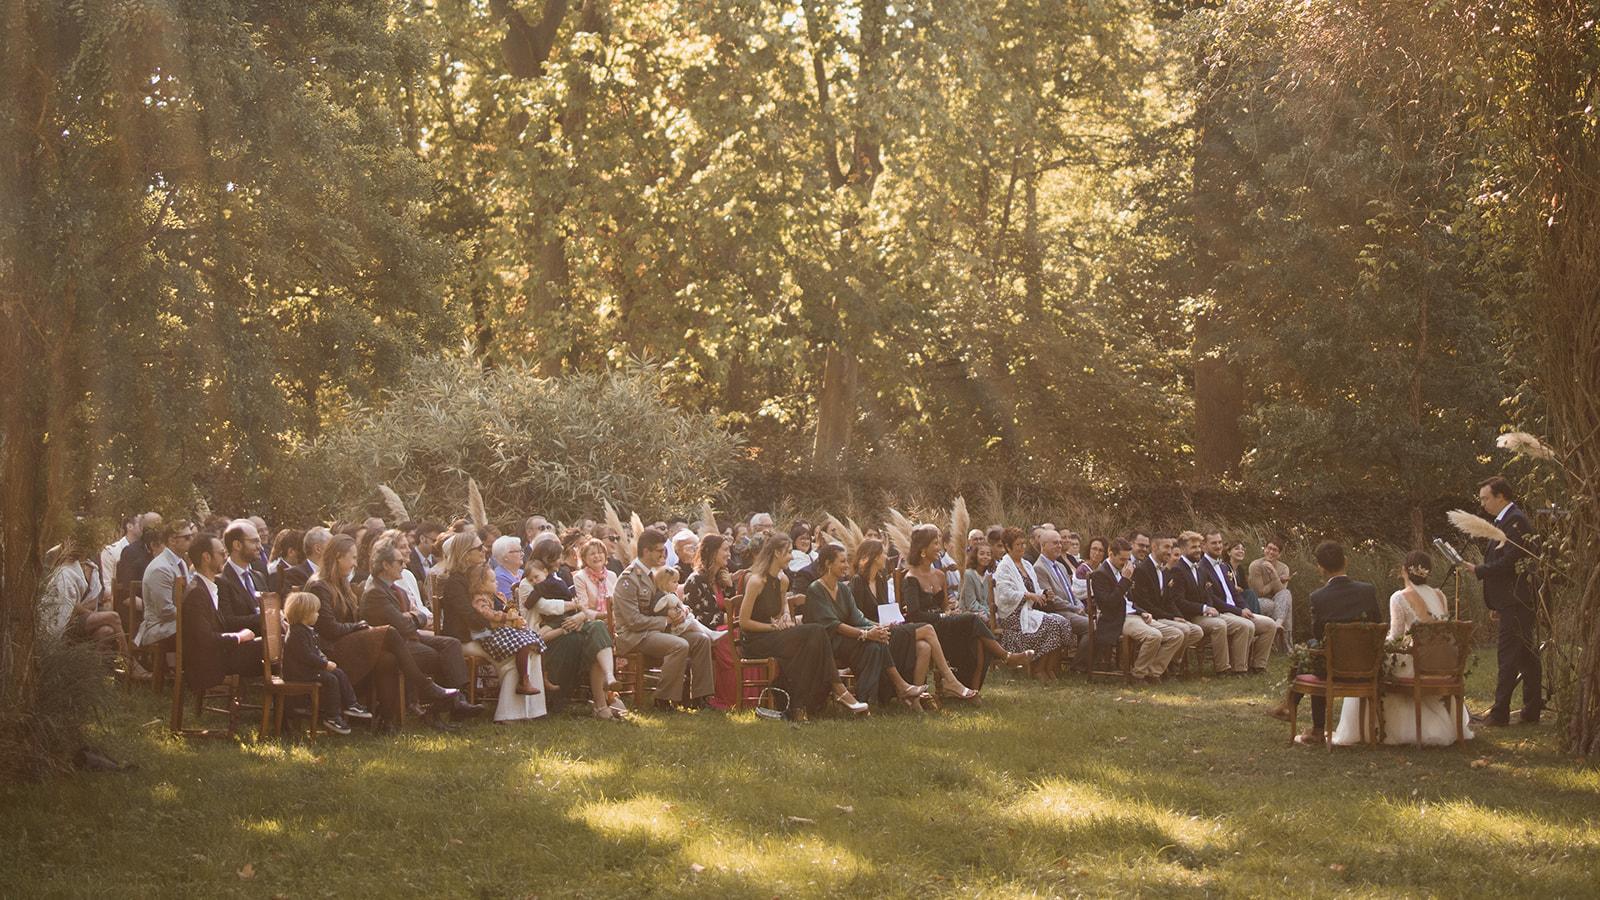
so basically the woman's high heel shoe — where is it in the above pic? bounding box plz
[897,683,928,702]
[1006,650,1036,668]
[939,683,979,701]
[832,691,869,715]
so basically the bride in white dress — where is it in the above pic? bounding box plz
[1332,553,1474,746]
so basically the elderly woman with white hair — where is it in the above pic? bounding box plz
[489,535,526,601]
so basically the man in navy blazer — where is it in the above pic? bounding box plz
[1270,541,1381,743]
[1198,531,1279,672]
[1466,476,1543,725]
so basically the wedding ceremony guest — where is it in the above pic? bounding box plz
[1171,531,1251,674]
[218,519,266,623]
[116,512,163,604]
[990,527,1062,678]
[460,564,545,697]
[518,536,626,720]
[1200,531,1278,672]
[380,529,432,628]
[573,537,618,617]
[100,512,144,602]
[41,526,121,657]
[522,515,552,555]
[788,522,816,573]
[900,524,999,693]
[351,527,380,586]
[361,535,483,726]
[1128,530,1152,567]
[1131,534,1204,675]
[278,522,328,592]
[614,528,715,712]
[247,515,273,577]
[1226,541,1259,613]
[1092,538,1183,683]
[1466,475,1543,726]
[663,516,691,567]
[267,528,305,594]
[1031,528,1093,670]
[408,520,442,602]
[135,519,196,652]
[1270,541,1381,745]
[1063,531,1088,599]
[849,539,895,623]
[1330,551,1474,746]
[557,528,586,586]
[305,534,459,729]
[282,592,373,735]
[490,535,526,600]
[180,534,263,695]
[671,530,699,583]
[1076,537,1107,582]
[749,512,776,539]
[1248,539,1295,651]
[683,533,737,710]
[737,534,866,719]
[957,542,993,617]
[806,544,929,709]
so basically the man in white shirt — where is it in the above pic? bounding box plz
[1090,539,1181,682]
[1173,531,1252,674]
[100,513,144,602]
[1201,531,1278,673]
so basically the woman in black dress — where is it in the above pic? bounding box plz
[901,524,1030,695]
[737,534,866,721]
[806,544,929,709]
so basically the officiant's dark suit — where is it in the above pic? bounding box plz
[1476,501,1542,723]
[1293,576,1381,729]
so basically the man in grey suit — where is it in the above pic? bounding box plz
[135,519,196,649]
[1031,528,1093,670]
[612,528,714,711]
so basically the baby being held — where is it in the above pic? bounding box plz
[652,566,727,642]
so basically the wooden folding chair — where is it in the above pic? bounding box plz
[258,592,320,741]
[606,604,661,709]
[1289,622,1388,747]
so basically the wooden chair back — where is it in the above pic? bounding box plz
[1324,622,1389,680]
[260,592,285,678]
[1408,620,1474,679]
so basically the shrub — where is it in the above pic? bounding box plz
[291,356,741,523]
[0,635,113,782]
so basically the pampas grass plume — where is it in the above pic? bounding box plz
[1448,509,1508,547]
[1496,431,1556,461]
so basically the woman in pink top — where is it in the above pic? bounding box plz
[572,538,617,616]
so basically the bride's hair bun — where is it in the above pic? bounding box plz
[1403,550,1432,585]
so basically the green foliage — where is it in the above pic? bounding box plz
[296,356,741,523]
[0,637,112,782]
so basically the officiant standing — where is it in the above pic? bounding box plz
[1465,476,1543,726]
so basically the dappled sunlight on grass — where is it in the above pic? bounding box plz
[1019,777,1236,852]
[574,793,686,841]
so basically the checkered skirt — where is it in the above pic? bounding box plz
[477,626,545,662]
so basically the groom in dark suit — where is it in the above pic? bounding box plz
[1466,476,1543,725]
[1269,541,1381,744]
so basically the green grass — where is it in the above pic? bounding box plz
[3,656,1597,898]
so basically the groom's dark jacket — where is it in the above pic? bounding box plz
[1307,576,1381,642]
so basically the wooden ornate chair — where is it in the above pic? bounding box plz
[1383,620,1475,747]
[258,592,320,741]
[1083,593,1135,684]
[1288,622,1388,747]
[607,603,662,710]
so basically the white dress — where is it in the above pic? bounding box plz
[1331,585,1474,746]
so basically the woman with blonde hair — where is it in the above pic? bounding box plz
[572,537,618,616]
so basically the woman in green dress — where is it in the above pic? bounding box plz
[805,544,929,709]
[516,538,627,720]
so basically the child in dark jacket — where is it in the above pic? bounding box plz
[284,591,372,734]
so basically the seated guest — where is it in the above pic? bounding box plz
[806,544,930,709]
[682,534,738,711]
[247,516,273,578]
[787,522,816,574]
[378,528,431,628]
[1131,534,1205,674]
[489,536,525,601]
[1200,531,1278,672]
[957,541,993,617]
[1227,540,1260,613]
[1248,539,1295,651]
[848,539,895,622]
[432,531,546,722]
[1062,531,1088,599]
[901,524,1016,694]
[1090,538,1183,682]
[360,535,483,726]
[557,528,586,587]
[267,528,305,594]
[460,564,545,696]
[1075,536,1107,584]
[992,527,1065,679]
[408,520,443,606]
[282,591,373,735]
[615,529,716,712]
[1269,541,1382,745]
[737,533,866,720]
[180,534,263,695]
[100,513,144,603]
[136,519,196,654]
[279,526,328,595]
[218,519,266,623]
[41,525,122,659]
[307,534,460,729]
[116,512,164,608]
[1171,531,1252,675]
[650,566,724,643]
[1031,528,1093,671]
[517,536,627,720]
[573,537,618,617]
[670,531,699,584]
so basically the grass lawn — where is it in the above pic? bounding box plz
[2,655,1597,898]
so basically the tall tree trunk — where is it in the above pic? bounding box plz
[1190,40,1248,476]
[813,347,858,467]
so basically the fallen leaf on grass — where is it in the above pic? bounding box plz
[448,838,463,846]
[834,805,854,814]
[785,816,817,824]
[689,863,705,875]
[1328,863,1346,873]
[1470,758,1491,769]
[237,864,255,880]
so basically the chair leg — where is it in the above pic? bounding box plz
[261,694,274,738]
[170,680,186,734]
[276,694,287,738]
[309,690,320,742]
[1323,688,1332,750]
[1288,688,1299,744]
[1414,685,1423,749]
